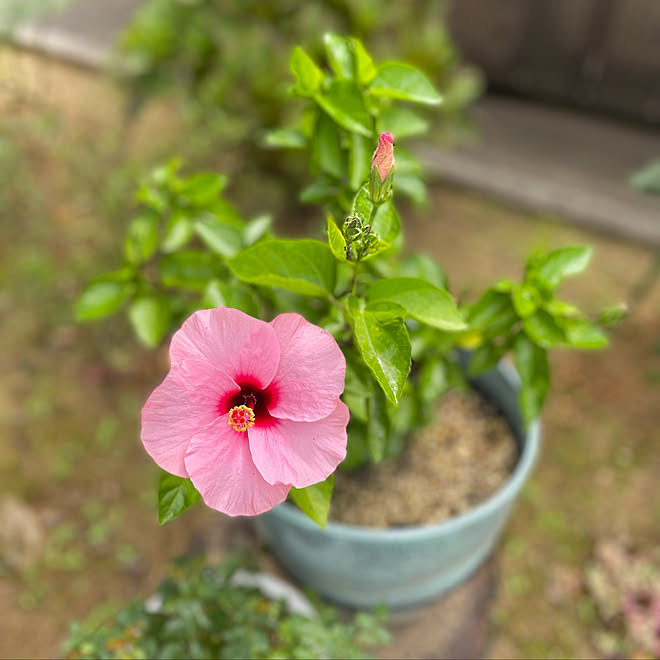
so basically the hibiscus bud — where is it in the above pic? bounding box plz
[369,132,394,203]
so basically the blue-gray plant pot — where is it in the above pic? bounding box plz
[254,361,540,610]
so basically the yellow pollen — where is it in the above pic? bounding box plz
[228,405,255,432]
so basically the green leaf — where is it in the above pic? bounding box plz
[531,246,593,289]
[629,159,660,195]
[75,274,132,322]
[561,317,608,349]
[290,46,323,96]
[158,472,201,525]
[466,289,518,337]
[350,37,377,84]
[160,251,222,291]
[124,213,159,265]
[468,343,507,375]
[393,174,427,204]
[161,211,195,253]
[208,198,246,228]
[289,475,333,527]
[315,80,373,137]
[370,200,401,246]
[128,296,172,347]
[418,359,448,403]
[263,127,307,149]
[514,333,550,425]
[311,113,345,179]
[202,280,259,317]
[366,386,390,462]
[377,106,429,138]
[348,295,411,405]
[369,62,442,105]
[323,33,354,79]
[523,309,566,348]
[228,240,337,297]
[349,132,371,191]
[367,277,466,330]
[178,173,227,206]
[243,214,271,246]
[194,213,243,258]
[299,178,338,204]
[399,253,448,289]
[327,217,348,262]
[512,283,541,318]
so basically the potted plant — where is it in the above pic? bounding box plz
[76,35,619,610]
[63,554,389,659]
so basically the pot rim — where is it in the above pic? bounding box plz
[264,360,541,541]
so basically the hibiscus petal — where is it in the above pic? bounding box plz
[268,313,346,422]
[176,359,240,405]
[169,307,280,387]
[141,369,226,477]
[248,400,349,488]
[184,415,291,516]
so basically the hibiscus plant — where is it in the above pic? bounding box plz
[76,35,615,526]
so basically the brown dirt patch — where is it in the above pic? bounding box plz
[332,389,518,527]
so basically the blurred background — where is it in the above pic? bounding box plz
[1,1,659,658]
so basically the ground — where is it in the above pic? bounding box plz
[1,50,660,659]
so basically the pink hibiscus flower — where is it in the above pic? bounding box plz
[141,307,349,516]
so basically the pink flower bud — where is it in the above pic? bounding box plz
[371,132,394,183]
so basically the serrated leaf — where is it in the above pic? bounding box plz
[158,472,201,525]
[289,475,333,527]
[290,46,323,96]
[348,295,411,405]
[128,296,172,347]
[367,277,466,330]
[369,62,442,105]
[315,80,373,137]
[228,239,336,296]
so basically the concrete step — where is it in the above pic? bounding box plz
[420,96,660,247]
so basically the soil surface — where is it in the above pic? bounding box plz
[332,389,518,527]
